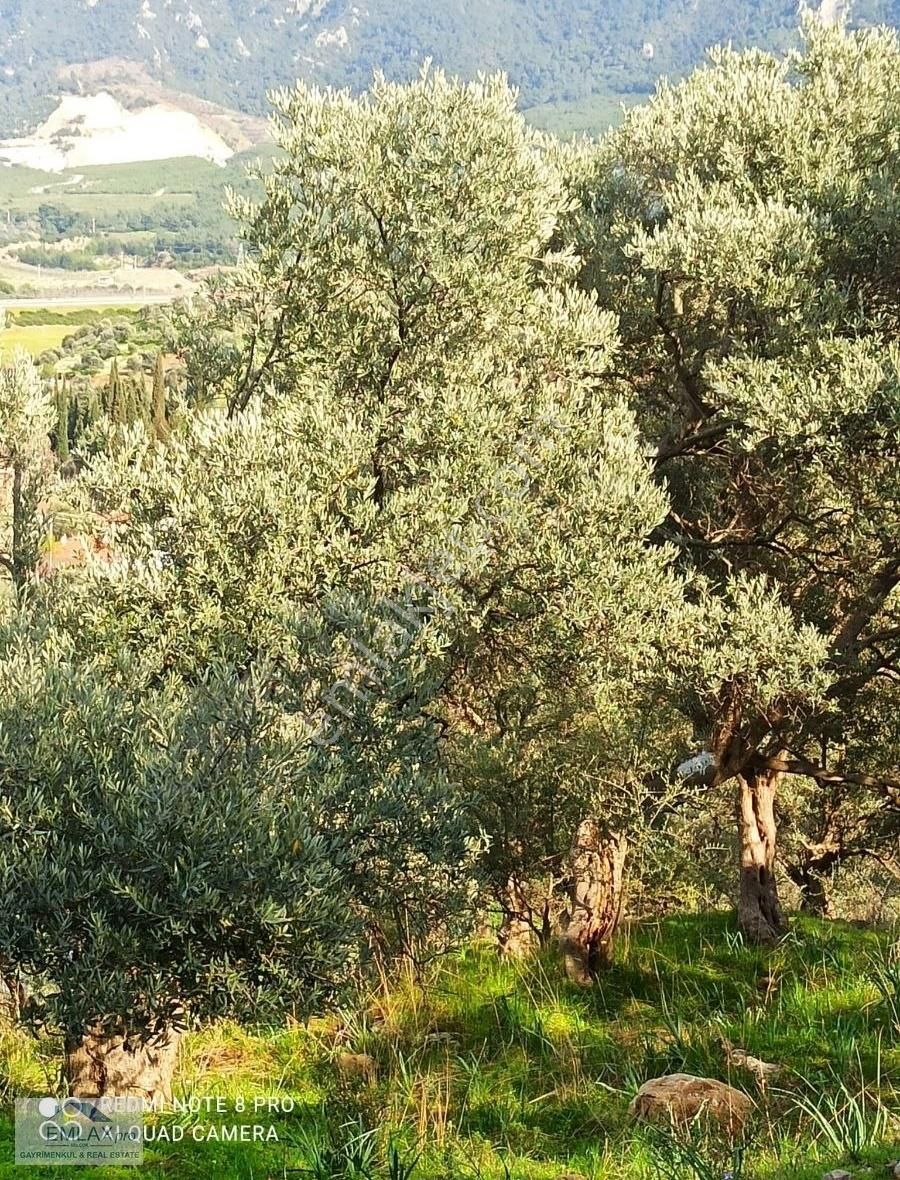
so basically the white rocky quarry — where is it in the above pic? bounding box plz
[0,92,233,171]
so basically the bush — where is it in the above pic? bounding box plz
[0,635,357,1054]
[80,351,102,373]
[14,246,98,271]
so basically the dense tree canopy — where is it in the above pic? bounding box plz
[564,19,900,938]
[0,68,684,1092]
[0,21,899,1106]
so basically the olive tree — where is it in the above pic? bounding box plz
[779,674,900,916]
[0,75,695,1088]
[0,620,356,1100]
[0,392,490,1094]
[0,352,54,589]
[170,68,697,972]
[564,20,900,941]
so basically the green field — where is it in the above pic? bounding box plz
[0,322,71,355]
[0,150,275,219]
[0,159,216,217]
[0,151,273,272]
[0,307,146,359]
[523,94,633,136]
[1,915,897,1179]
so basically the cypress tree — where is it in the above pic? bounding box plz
[138,373,153,427]
[126,376,144,426]
[152,354,169,441]
[101,365,112,416]
[120,375,134,425]
[55,382,70,464]
[107,359,123,425]
[84,383,101,433]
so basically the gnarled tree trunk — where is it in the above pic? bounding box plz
[736,767,788,944]
[560,819,627,984]
[797,871,833,918]
[497,875,540,958]
[64,1025,181,1103]
[497,874,557,957]
[786,855,837,917]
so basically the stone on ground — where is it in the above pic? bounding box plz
[335,1051,378,1082]
[628,1073,753,1132]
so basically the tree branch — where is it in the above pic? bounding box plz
[228,268,300,418]
[653,419,735,467]
[832,555,900,656]
[755,751,900,802]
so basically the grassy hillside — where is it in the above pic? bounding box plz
[1,915,897,1178]
[0,153,264,219]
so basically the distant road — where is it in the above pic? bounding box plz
[0,293,183,310]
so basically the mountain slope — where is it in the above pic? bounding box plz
[2,0,900,136]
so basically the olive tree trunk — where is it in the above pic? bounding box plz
[736,767,788,944]
[497,873,559,957]
[786,858,836,917]
[497,875,540,958]
[64,1025,181,1103]
[798,872,833,917]
[0,972,27,1022]
[560,818,627,984]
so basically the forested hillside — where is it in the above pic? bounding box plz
[2,0,900,135]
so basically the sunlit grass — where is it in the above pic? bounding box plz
[0,913,898,1178]
[0,323,71,356]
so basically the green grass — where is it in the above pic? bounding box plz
[0,322,72,355]
[0,307,146,357]
[1,914,898,1178]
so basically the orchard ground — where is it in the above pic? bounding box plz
[0,914,897,1179]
